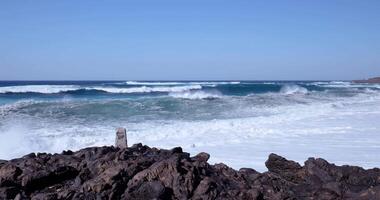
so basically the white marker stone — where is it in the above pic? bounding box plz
[115,128,127,148]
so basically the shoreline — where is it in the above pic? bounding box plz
[353,77,380,83]
[1,144,379,199]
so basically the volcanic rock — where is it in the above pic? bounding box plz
[0,144,379,199]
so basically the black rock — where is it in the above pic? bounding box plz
[0,145,379,199]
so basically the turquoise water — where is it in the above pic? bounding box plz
[1,81,380,171]
[0,80,374,121]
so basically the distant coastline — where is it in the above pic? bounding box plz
[353,77,380,83]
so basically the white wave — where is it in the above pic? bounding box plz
[192,81,240,85]
[91,85,202,93]
[169,90,222,99]
[329,81,349,84]
[261,82,278,85]
[310,81,380,89]
[125,81,240,86]
[0,124,36,159]
[0,85,79,94]
[125,81,185,85]
[1,88,380,172]
[280,85,308,95]
[307,81,350,86]
[0,85,203,94]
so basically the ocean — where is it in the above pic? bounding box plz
[0,80,379,171]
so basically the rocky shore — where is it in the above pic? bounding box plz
[1,144,380,200]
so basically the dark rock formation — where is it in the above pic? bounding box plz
[1,144,380,199]
[353,77,380,83]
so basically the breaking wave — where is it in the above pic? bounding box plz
[169,90,222,99]
[90,85,202,93]
[0,85,79,94]
[124,81,240,86]
[0,85,203,94]
[280,85,308,95]
[2,81,380,170]
[308,81,380,89]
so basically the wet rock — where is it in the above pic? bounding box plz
[193,152,210,162]
[0,164,22,187]
[125,181,167,199]
[31,192,57,200]
[0,145,379,199]
[21,166,78,193]
[0,187,19,199]
[265,153,304,183]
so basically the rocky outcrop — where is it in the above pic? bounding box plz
[1,144,379,199]
[353,77,380,83]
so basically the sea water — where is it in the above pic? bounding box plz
[0,81,379,171]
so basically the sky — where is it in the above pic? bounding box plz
[0,0,379,80]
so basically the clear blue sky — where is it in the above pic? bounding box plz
[1,0,379,80]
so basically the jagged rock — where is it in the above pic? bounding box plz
[265,153,304,183]
[193,152,210,162]
[0,164,22,187]
[125,180,167,199]
[0,187,19,199]
[0,160,7,166]
[0,145,379,199]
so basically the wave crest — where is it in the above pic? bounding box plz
[124,81,240,86]
[280,85,308,95]
[0,85,203,94]
[91,85,202,93]
[169,90,222,99]
[0,85,79,94]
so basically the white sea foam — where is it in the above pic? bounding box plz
[261,82,278,85]
[91,85,202,93]
[280,85,308,95]
[1,85,380,172]
[0,85,203,94]
[0,125,37,159]
[169,90,222,99]
[310,81,380,89]
[124,81,240,86]
[125,81,185,85]
[0,85,79,94]
[2,91,380,171]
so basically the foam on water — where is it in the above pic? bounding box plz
[124,81,240,85]
[125,81,185,85]
[0,84,203,94]
[169,90,222,99]
[309,81,380,89]
[1,81,380,171]
[280,85,308,95]
[90,85,203,93]
[0,85,79,94]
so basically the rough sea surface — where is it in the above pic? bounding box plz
[0,81,379,171]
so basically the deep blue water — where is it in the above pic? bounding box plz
[0,80,368,100]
